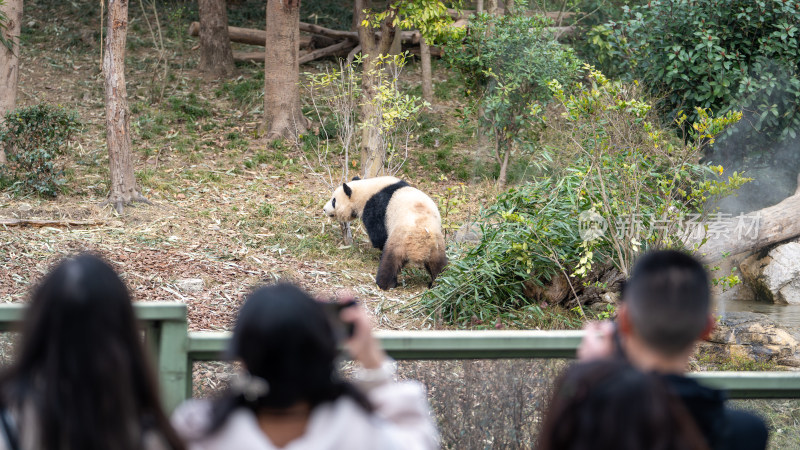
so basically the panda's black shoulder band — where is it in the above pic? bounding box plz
[362,180,409,250]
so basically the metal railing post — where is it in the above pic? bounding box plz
[156,315,190,413]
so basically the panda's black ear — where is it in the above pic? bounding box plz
[342,183,352,198]
[352,176,361,181]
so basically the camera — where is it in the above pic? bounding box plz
[318,300,358,342]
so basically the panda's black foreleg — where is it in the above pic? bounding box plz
[376,249,402,290]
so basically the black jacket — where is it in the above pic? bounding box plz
[662,374,769,450]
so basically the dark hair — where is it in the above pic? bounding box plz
[623,250,710,356]
[209,283,371,433]
[0,254,184,450]
[538,360,709,450]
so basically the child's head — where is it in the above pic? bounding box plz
[539,359,708,450]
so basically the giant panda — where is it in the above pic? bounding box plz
[323,176,448,290]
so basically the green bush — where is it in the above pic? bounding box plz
[592,0,800,172]
[0,104,80,197]
[421,69,747,325]
[441,12,581,185]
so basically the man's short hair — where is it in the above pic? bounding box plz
[623,250,710,356]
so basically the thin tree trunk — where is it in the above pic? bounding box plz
[198,0,235,78]
[355,0,397,178]
[420,36,433,103]
[263,0,309,139]
[488,0,502,15]
[0,0,22,165]
[498,143,510,186]
[103,0,148,213]
[476,0,483,13]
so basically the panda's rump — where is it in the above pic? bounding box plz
[384,189,443,263]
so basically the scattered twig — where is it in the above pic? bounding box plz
[0,218,106,227]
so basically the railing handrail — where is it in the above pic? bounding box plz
[0,303,797,407]
[0,301,187,328]
[185,330,800,399]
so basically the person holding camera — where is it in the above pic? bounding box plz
[578,250,768,450]
[171,283,439,450]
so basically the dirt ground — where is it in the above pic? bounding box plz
[1,0,498,333]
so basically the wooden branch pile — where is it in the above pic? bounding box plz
[189,21,422,64]
[188,10,576,65]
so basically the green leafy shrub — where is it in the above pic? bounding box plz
[0,104,80,197]
[592,0,800,178]
[441,12,582,185]
[421,69,747,325]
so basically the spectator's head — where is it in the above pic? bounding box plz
[620,250,713,357]
[210,283,370,431]
[2,254,183,450]
[539,359,709,450]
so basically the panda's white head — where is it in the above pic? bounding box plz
[322,176,403,222]
[323,176,361,222]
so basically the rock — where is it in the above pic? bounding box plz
[176,278,204,293]
[740,242,800,305]
[453,222,482,243]
[705,311,800,366]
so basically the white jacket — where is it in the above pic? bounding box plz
[171,380,439,450]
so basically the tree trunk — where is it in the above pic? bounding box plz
[355,0,397,178]
[263,0,308,140]
[420,36,433,103]
[498,145,510,186]
[104,0,148,213]
[0,0,22,165]
[476,0,483,13]
[488,0,502,15]
[197,0,235,78]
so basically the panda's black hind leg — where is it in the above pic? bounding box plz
[425,251,449,287]
[376,249,403,290]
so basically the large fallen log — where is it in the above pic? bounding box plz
[692,175,800,262]
[298,22,420,44]
[189,22,339,49]
[189,21,420,47]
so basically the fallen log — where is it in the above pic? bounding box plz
[299,22,420,44]
[693,174,800,262]
[0,218,106,227]
[190,22,314,48]
[405,44,443,58]
[299,40,356,64]
[234,40,355,64]
[298,22,358,41]
[189,21,420,47]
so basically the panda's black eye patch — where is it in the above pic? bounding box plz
[332,198,336,208]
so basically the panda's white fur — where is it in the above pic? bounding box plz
[323,176,447,290]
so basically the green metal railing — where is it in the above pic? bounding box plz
[0,302,798,412]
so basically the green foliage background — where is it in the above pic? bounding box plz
[587,0,800,207]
